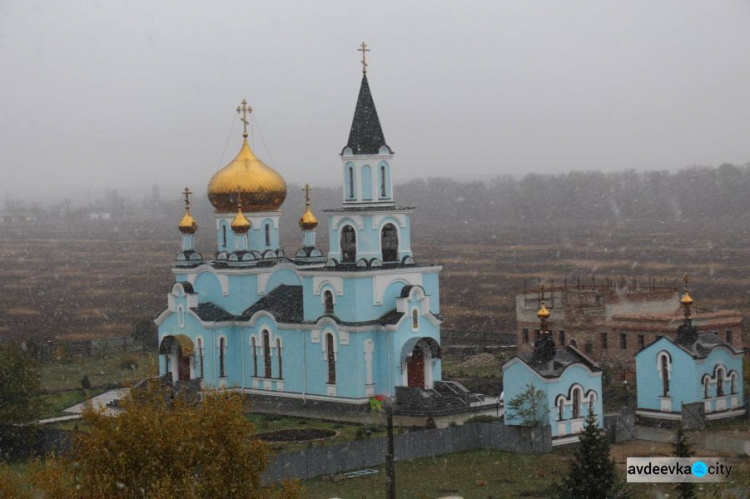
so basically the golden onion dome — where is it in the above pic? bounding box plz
[680,291,694,306]
[207,138,287,213]
[537,303,551,320]
[230,205,251,234]
[299,205,318,230]
[178,209,198,234]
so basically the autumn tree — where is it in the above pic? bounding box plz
[130,319,158,352]
[33,385,299,498]
[505,384,549,427]
[0,343,43,461]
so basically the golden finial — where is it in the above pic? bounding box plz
[537,284,550,331]
[680,273,693,319]
[178,187,198,234]
[358,42,370,74]
[299,183,318,230]
[236,99,253,139]
[230,189,251,234]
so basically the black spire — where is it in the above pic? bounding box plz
[342,74,392,155]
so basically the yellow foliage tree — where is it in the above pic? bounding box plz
[32,386,300,498]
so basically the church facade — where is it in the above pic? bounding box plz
[635,284,745,422]
[155,62,444,406]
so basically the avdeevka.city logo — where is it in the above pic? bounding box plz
[626,458,732,483]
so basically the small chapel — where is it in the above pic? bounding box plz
[635,277,745,423]
[502,287,604,444]
[155,48,489,415]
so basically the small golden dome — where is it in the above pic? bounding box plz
[299,205,318,230]
[178,210,197,234]
[207,138,287,213]
[681,291,693,306]
[230,206,251,234]
[537,303,550,320]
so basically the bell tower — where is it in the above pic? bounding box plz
[326,44,413,267]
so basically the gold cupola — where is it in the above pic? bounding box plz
[207,100,287,213]
[178,187,198,234]
[680,274,693,320]
[230,201,251,234]
[299,183,318,230]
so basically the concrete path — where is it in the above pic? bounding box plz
[37,414,81,425]
[63,388,129,416]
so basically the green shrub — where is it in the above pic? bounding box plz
[463,415,497,424]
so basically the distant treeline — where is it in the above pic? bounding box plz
[395,163,750,229]
[7,163,750,233]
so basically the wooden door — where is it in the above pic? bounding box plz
[178,355,191,381]
[407,346,425,388]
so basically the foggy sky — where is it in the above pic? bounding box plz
[2,0,750,202]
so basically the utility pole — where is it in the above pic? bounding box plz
[385,398,396,499]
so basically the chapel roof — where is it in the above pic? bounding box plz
[516,345,601,379]
[342,73,392,156]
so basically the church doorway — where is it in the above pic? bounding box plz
[178,354,191,381]
[381,223,398,262]
[159,335,195,384]
[340,225,356,263]
[407,344,425,388]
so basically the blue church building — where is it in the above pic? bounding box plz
[502,291,604,444]
[155,57,454,412]
[635,281,745,422]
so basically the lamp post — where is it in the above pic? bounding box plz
[384,396,396,499]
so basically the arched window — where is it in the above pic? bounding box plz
[589,392,596,415]
[263,331,271,378]
[568,339,577,348]
[265,224,271,247]
[219,337,226,378]
[730,372,737,394]
[340,225,356,263]
[412,309,419,329]
[197,338,204,379]
[348,166,354,199]
[324,290,334,314]
[572,388,581,419]
[326,334,336,384]
[716,367,724,397]
[251,337,258,377]
[380,165,387,197]
[381,223,398,261]
[660,354,670,397]
[276,338,282,379]
[222,225,227,248]
[704,377,710,399]
[558,398,565,421]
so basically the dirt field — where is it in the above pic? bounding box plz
[1,213,749,344]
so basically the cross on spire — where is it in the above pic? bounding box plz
[236,99,252,138]
[358,42,370,73]
[683,273,690,290]
[302,183,312,205]
[182,187,192,210]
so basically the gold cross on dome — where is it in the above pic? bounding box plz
[236,99,252,138]
[302,183,312,205]
[358,42,370,73]
[182,187,192,209]
[683,273,690,290]
[539,284,546,303]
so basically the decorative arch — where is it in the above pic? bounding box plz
[657,351,672,397]
[361,164,373,200]
[381,223,399,262]
[340,225,357,263]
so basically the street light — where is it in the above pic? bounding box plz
[624,380,630,409]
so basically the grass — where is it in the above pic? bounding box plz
[302,441,750,499]
[301,449,570,498]
[37,351,158,392]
